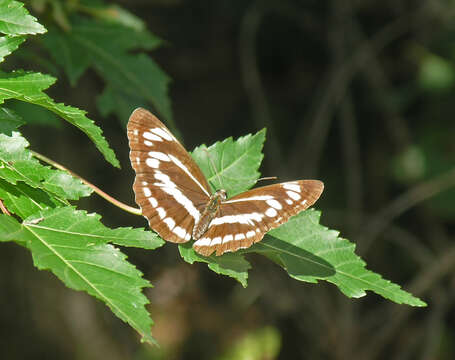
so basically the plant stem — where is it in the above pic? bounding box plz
[31,151,142,216]
[0,199,11,216]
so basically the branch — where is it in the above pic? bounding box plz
[358,167,455,255]
[31,151,142,216]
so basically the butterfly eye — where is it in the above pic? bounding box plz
[219,189,227,201]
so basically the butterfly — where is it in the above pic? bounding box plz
[127,108,323,256]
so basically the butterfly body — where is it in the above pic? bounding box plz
[193,189,226,240]
[127,108,324,256]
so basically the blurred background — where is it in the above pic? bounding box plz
[2,0,455,359]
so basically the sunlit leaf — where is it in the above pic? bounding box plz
[178,130,426,306]
[179,242,251,287]
[0,106,24,134]
[0,207,157,345]
[0,0,46,36]
[0,35,25,62]
[0,131,92,201]
[0,179,62,218]
[252,210,426,307]
[191,129,266,197]
[0,71,120,167]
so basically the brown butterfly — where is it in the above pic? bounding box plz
[127,108,323,256]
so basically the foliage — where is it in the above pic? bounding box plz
[0,0,427,348]
[216,326,281,360]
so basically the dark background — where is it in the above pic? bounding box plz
[2,0,455,359]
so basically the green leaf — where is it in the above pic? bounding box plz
[185,130,425,306]
[1,207,157,345]
[0,106,24,134]
[179,243,251,287]
[41,27,91,86]
[101,226,165,250]
[0,0,46,36]
[0,179,61,218]
[216,326,281,360]
[0,35,25,62]
[0,213,31,244]
[72,19,163,53]
[191,129,266,196]
[250,210,426,307]
[87,4,148,32]
[0,131,92,201]
[42,19,172,123]
[0,71,120,167]
[97,85,146,126]
[6,100,61,128]
[91,52,172,124]
[419,52,455,91]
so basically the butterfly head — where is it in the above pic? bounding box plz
[214,189,227,201]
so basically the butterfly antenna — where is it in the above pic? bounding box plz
[204,147,224,190]
[256,176,278,183]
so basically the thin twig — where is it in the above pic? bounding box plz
[325,208,435,266]
[418,287,447,360]
[292,1,441,176]
[356,244,455,360]
[358,167,455,255]
[31,151,142,216]
[349,17,412,151]
[329,4,360,359]
[339,89,363,234]
[239,2,283,172]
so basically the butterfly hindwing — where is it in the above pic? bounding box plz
[193,180,324,256]
[127,108,211,243]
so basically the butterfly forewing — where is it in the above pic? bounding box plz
[127,108,211,243]
[193,180,324,256]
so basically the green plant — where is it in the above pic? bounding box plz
[0,0,425,346]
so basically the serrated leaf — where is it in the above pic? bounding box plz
[101,226,165,250]
[10,46,61,76]
[72,19,162,53]
[249,210,426,307]
[191,129,266,197]
[0,0,46,35]
[0,213,30,244]
[97,85,145,126]
[0,131,92,201]
[92,52,172,123]
[41,27,91,86]
[0,71,119,167]
[0,179,61,218]
[179,243,251,287]
[2,207,157,344]
[186,131,425,306]
[42,19,171,123]
[7,100,61,128]
[0,35,25,62]
[89,5,148,32]
[0,106,24,134]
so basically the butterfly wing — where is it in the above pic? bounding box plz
[193,180,323,256]
[127,108,212,243]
